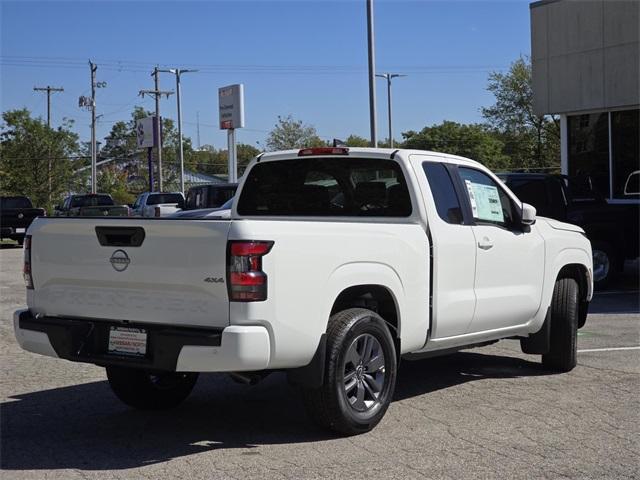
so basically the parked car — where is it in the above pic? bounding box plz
[0,196,45,245]
[498,172,639,288]
[54,194,129,217]
[14,147,592,435]
[184,183,237,210]
[131,192,185,217]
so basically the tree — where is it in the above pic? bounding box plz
[0,109,80,211]
[97,165,136,205]
[100,106,195,192]
[344,134,370,147]
[265,115,325,151]
[482,57,560,169]
[402,121,511,171]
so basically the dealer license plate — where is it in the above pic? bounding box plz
[108,327,147,356]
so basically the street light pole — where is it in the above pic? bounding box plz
[376,73,406,148]
[366,0,378,147]
[159,68,197,194]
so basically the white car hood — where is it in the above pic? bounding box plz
[540,217,585,234]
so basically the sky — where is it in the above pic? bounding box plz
[1,0,533,150]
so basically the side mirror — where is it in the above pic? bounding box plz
[521,203,537,225]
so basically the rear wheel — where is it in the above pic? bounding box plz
[301,308,397,435]
[106,366,198,410]
[542,278,579,372]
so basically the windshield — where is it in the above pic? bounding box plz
[70,195,114,208]
[1,197,32,209]
[147,193,184,206]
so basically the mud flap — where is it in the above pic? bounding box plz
[520,308,551,355]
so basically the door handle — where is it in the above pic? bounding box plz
[477,237,494,250]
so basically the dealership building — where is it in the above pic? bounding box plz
[530,0,639,203]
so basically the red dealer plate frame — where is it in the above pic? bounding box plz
[108,326,147,357]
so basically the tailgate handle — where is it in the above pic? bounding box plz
[95,227,145,247]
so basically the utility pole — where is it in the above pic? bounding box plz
[366,0,378,147]
[139,68,173,191]
[33,85,63,204]
[159,68,197,194]
[376,73,407,148]
[33,85,64,128]
[196,111,201,150]
[90,61,97,194]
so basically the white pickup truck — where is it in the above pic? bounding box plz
[14,147,592,435]
[131,191,185,217]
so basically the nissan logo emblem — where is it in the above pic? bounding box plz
[109,249,130,272]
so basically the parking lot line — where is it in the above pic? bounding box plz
[578,346,640,353]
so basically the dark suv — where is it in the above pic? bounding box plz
[499,173,639,288]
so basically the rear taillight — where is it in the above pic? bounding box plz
[23,235,33,289]
[227,240,274,302]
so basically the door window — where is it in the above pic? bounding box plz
[459,167,516,228]
[422,163,463,224]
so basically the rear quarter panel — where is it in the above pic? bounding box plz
[228,219,430,369]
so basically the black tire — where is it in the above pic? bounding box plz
[301,308,397,435]
[106,366,198,410]
[542,278,579,372]
[591,241,619,290]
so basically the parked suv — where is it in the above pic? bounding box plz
[498,173,639,288]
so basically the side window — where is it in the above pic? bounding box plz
[422,163,464,224]
[459,167,516,228]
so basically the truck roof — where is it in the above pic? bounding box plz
[256,147,486,170]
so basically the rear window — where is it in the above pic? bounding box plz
[1,197,32,209]
[147,193,184,206]
[237,158,412,217]
[70,195,114,208]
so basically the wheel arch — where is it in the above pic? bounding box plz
[556,263,591,329]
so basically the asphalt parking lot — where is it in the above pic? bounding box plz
[1,245,638,480]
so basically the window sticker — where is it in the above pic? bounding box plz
[464,180,504,223]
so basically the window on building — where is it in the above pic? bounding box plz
[611,109,640,199]
[567,113,610,198]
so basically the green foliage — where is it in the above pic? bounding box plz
[0,109,80,211]
[265,115,325,151]
[97,165,135,205]
[402,121,511,171]
[482,56,560,169]
[344,135,370,147]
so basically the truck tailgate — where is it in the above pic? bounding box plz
[28,218,231,328]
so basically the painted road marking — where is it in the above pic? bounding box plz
[578,346,640,353]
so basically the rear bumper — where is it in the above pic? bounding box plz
[13,309,270,372]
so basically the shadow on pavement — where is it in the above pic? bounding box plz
[1,351,547,471]
[0,243,22,249]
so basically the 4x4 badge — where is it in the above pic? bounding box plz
[204,277,224,283]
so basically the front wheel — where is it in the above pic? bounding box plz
[542,278,579,372]
[106,366,198,410]
[301,308,397,435]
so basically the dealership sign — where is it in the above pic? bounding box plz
[136,116,158,148]
[218,84,245,130]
